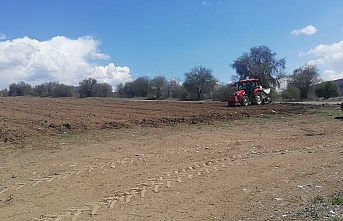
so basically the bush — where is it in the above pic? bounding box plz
[315,81,340,99]
[270,90,281,101]
[174,86,188,100]
[212,84,235,102]
[281,85,301,100]
[0,89,8,97]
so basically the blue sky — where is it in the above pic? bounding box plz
[1,0,343,89]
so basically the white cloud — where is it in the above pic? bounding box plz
[304,40,343,81]
[92,63,132,85]
[323,70,342,81]
[291,25,317,36]
[0,35,132,89]
[0,33,6,40]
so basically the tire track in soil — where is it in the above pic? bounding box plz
[30,141,343,221]
[2,138,340,197]
[0,140,340,194]
[32,161,225,221]
[0,160,129,196]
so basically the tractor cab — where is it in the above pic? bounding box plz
[237,80,257,91]
[237,79,261,97]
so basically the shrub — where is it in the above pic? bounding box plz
[315,81,340,99]
[281,85,301,100]
[212,84,235,102]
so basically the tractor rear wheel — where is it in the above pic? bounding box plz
[240,96,249,106]
[255,92,262,105]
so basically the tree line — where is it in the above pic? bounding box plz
[1,45,341,100]
[2,79,114,98]
[0,66,230,101]
[115,66,221,100]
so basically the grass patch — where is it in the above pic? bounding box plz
[312,195,325,204]
[285,192,343,220]
[332,196,343,205]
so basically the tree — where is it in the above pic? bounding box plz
[183,66,217,100]
[33,81,60,97]
[231,45,286,88]
[79,78,97,98]
[291,64,322,99]
[167,78,182,98]
[132,77,150,97]
[115,83,125,97]
[174,86,188,100]
[315,81,340,99]
[150,76,167,99]
[123,82,135,98]
[45,81,58,96]
[52,83,74,97]
[93,83,113,97]
[33,84,46,96]
[9,81,33,96]
[78,78,114,98]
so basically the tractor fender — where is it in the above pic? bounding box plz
[263,88,271,94]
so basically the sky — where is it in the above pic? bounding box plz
[1,0,343,89]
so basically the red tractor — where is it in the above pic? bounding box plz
[228,78,271,107]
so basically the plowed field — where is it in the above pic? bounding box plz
[0,97,342,220]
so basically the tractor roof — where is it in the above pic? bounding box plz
[239,78,259,82]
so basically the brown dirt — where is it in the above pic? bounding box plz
[0,97,342,220]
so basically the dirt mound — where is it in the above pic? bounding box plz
[0,97,318,146]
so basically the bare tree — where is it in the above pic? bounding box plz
[231,45,286,88]
[183,66,217,100]
[150,76,167,99]
[167,78,182,98]
[291,64,322,99]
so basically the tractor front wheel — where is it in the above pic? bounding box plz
[255,92,262,105]
[240,96,249,106]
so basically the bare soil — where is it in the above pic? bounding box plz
[0,97,342,220]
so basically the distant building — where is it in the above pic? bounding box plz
[275,78,289,93]
[277,77,343,98]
